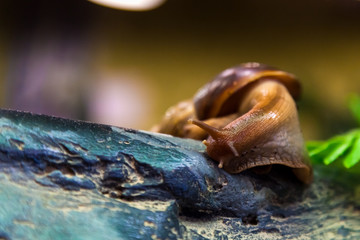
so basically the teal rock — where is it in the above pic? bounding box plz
[0,109,359,239]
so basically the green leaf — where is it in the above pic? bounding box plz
[343,133,360,168]
[323,134,354,165]
[349,94,360,125]
[306,141,322,149]
[306,130,360,168]
[307,134,349,158]
[306,94,360,171]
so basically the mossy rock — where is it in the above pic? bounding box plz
[0,109,359,239]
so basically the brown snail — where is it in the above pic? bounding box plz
[152,62,313,184]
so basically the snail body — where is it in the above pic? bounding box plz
[153,63,312,184]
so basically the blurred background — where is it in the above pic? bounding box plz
[0,0,359,140]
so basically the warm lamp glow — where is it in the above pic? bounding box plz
[88,0,166,11]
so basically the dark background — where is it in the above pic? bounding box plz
[0,0,359,140]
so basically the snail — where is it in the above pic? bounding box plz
[152,62,313,184]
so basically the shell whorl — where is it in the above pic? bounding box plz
[194,62,301,120]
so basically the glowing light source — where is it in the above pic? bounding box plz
[88,0,166,11]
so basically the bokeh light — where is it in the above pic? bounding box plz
[88,0,166,11]
[0,0,359,140]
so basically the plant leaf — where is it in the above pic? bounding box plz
[349,94,360,125]
[307,134,349,158]
[343,132,360,168]
[323,134,354,165]
[306,130,360,168]
[306,94,360,170]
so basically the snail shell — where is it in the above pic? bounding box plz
[153,62,312,184]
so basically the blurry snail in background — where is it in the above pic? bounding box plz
[152,63,313,184]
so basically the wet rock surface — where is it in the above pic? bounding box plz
[0,109,359,239]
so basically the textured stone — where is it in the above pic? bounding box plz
[0,109,359,239]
